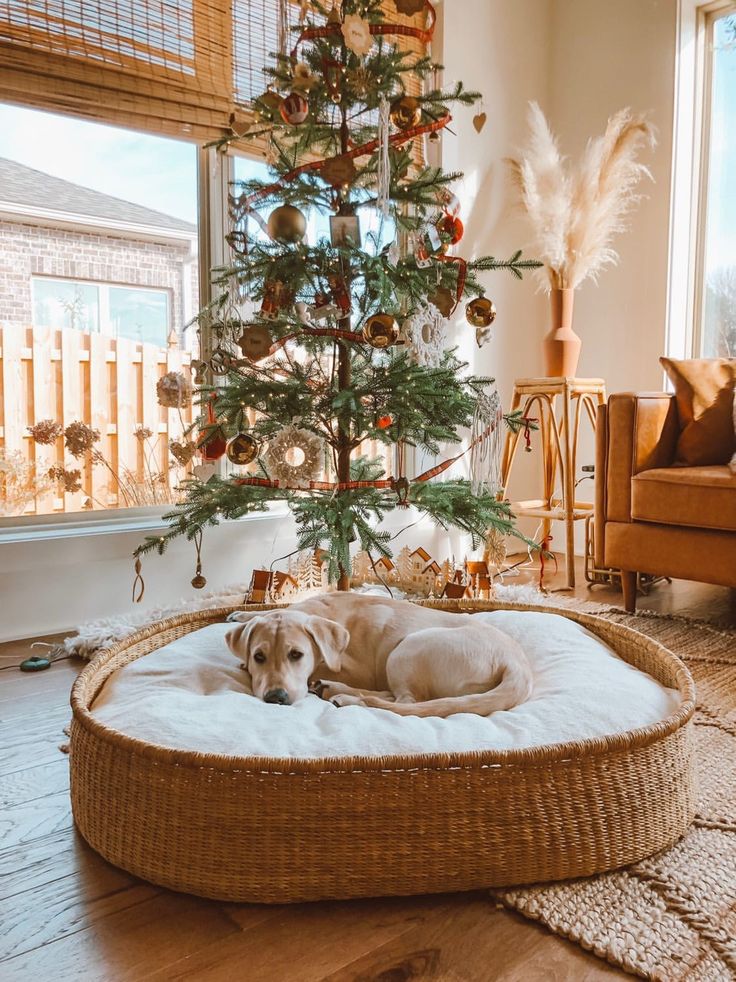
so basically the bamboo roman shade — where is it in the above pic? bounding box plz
[0,1,288,143]
[0,2,429,147]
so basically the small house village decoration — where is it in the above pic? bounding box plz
[244,545,497,604]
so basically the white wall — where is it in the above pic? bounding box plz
[0,0,683,640]
[439,0,553,548]
[548,0,678,393]
[443,0,679,551]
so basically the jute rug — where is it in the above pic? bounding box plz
[60,586,736,979]
[494,605,736,982]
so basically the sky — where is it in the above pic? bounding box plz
[705,15,736,272]
[0,104,198,223]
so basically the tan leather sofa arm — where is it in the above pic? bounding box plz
[596,392,679,526]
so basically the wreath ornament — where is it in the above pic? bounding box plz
[264,426,324,489]
[402,303,449,368]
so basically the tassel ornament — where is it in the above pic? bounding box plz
[469,386,503,496]
[377,96,391,218]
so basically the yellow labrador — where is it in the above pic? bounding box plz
[226,594,532,718]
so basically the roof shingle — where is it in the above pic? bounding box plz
[0,157,196,233]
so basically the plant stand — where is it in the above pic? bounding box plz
[501,377,606,589]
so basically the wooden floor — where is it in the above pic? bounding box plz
[1,559,732,982]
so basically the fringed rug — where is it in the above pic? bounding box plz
[494,606,736,982]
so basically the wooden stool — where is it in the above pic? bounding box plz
[501,377,606,589]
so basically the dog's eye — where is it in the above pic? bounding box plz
[252,652,266,664]
[288,650,304,662]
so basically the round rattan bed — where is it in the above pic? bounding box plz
[69,599,697,904]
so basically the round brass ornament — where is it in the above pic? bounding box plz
[389,96,421,131]
[267,204,307,243]
[465,297,497,328]
[226,432,260,466]
[236,324,272,362]
[362,313,399,349]
[191,573,207,589]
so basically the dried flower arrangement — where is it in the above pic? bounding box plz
[27,420,184,509]
[0,449,53,517]
[508,103,656,291]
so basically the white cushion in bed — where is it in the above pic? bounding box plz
[91,610,681,759]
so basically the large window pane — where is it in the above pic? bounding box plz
[109,285,170,346]
[32,278,100,333]
[700,10,736,357]
[0,104,198,519]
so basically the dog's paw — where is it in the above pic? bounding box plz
[330,694,365,708]
[227,611,249,622]
[315,680,349,702]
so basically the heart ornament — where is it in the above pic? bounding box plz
[473,112,487,134]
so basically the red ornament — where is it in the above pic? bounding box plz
[198,396,228,461]
[280,92,309,125]
[327,273,351,315]
[438,213,464,245]
[260,279,293,320]
[376,415,393,430]
[200,432,227,461]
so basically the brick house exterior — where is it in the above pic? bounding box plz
[0,157,198,339]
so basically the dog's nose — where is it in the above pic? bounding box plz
[264,688,290,705]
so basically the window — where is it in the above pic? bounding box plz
[32,277,171,347]
[0,104,198,519]
[695,4,736,357]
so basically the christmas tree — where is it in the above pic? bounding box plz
[136,0,540,591]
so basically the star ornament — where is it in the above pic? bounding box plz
[341,14,373,56]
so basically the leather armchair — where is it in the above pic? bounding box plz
[595,392,736,611]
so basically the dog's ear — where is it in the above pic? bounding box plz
[225,619,261,694]
[304,615,349,672]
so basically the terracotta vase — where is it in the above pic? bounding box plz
[543,287,581,378]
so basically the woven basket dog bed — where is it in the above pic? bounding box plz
[69,599,696,904]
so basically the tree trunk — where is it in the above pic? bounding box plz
[336,98,352,592]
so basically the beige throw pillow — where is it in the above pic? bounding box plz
[660,357,736,466]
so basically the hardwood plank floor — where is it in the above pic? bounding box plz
[0,560,729,981]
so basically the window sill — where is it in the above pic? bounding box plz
[0,504,289,544]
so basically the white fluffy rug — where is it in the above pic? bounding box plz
[60,581,613,660]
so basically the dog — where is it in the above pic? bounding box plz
[225,594,532,719]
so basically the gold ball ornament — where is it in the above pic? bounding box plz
[267,204,307,243]
[279,91,309,125]
[465,297,497,328]
[389,96,421,131]
[191,572,207,589]
[362,313,399,349]
[226,432,260,466]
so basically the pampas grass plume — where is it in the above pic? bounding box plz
[508,103,656,291]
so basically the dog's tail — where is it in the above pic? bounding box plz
[359,661,533,719]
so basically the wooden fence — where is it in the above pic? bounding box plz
[0,325,192,515]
